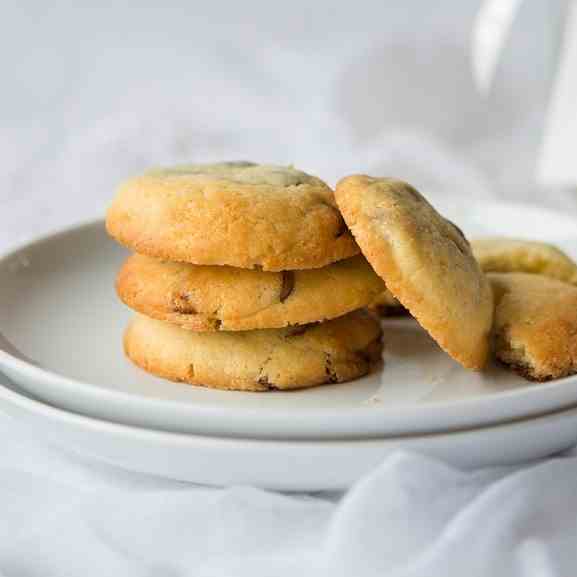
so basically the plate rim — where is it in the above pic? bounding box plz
[2,207,577,435]
[2,374,577,445]
[4,376,577,490]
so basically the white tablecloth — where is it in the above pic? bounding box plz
[1,412,576,577]
[2,1,577,574]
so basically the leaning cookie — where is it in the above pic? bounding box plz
[107,162,359,271]
[124,311,383,391]
[490,273,577,381]
[472,237,577,285]
[117,254,386,331]
[335,175,493,370]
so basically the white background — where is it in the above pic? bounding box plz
[1,0,576,251]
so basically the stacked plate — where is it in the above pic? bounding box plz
[1,201,577,491]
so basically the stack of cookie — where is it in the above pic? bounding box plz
[106,162,386,391]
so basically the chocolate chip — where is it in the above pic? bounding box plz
[285,324,311,337]
[324,354,339,383]
[257,374,279,390]
[172,293,197,314]
[279,271,295,303]
[335,219,348,238]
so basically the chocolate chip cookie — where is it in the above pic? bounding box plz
[106,162,359,271]
[117,254,386,331]
[124,310,383,391]
[490,272,577,381]
[472,237,577,284]
[335,175,493,370]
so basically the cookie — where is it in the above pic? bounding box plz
[472,237,577,285]
[106,162,359,271]
[335,175,493,369]
[490,273,577,381]
[124,310,383,391]
[117,254,386,331]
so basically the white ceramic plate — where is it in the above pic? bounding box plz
[1,202,577,440]
[1,375,576,491]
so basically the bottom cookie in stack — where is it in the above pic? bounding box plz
[124,311,383,391]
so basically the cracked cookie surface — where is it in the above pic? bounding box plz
[335,175,493,370]
[490,272,577,381]
[106,161,359,271]
[124,310,383,391]
[472,237,577,285]
[116,254,386,331]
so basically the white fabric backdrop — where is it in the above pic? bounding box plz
[1,1,577,575]
[1,414,577,577]
[1,0,576,250]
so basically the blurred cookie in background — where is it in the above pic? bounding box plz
[472,237,577,285]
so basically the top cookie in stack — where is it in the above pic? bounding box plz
[106,162,386,391]
[107,161,358,270]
